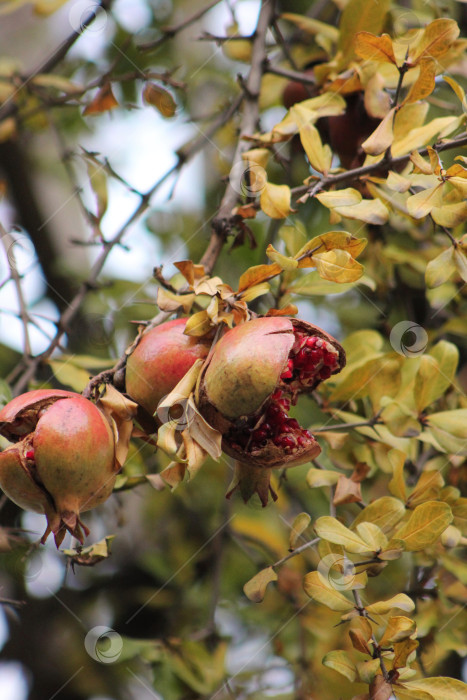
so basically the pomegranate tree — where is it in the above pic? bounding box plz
[196,317,345,474]
[125,318,210,417]
[0,390,117,547]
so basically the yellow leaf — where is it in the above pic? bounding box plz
[392,116,460,157]
[260,182,292,219]
[156,288,195,313]
[184,311,212,337]
[409,19,460,66]
[365,593,415,615]
[143,83,176,117]
[361,107,395,155]
[338,0,391,60]
[243,566,277,603]
[313,249,364,283]
[333,198,389,224]
[404,58,436,103]
[299,123,332,173]
[454,247,467,284]
[354,31,397,64]
[315,188,362,208]
[425,247,457,287]
[295,231,367,266]
[307,468,341,488]
[314,516,372,554]
[393,638,419,670]
[406,183,444,219]
[83,83,118,115]
[237,263,281,292]
[427,409,467,454]
[303,571,353,611]
[444,75,467,109]
[185,396,222,462]
[389,501,453,551]
[352,496,406,534]
[239,282,270,303]
[322,650,357,682]
[403,676,467,700]
[289,512,311,550]
[414,341,458,412]
[432,201,467,229]
[281,12,340,42]
[379,616,416,645]
[354,522,387,551]
[241,148,269,169]
[266,244,298,270]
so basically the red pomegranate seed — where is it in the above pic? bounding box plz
[271,389,282,400]
[323,351,338,366]
[306,336,318,348]
[281,370,293,380]
[26,450,35,460]
[287,418,300,430]
[319,366,332,379]
[310,349,322,364]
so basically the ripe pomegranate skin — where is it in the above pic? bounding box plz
[282,69,318,109]
[0,391,116,547]
[196,317,345,470]
[125,318,210,416]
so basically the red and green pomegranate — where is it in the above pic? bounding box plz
[0,390,117,547]
[125,318,211,416]
[196,317,345,475]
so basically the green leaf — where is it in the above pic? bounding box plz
[243,566,278,602]
[322,650,357,682]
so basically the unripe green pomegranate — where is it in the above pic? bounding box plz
[196,317,345,470]
[0,390,117,547]
[125,318,211,416]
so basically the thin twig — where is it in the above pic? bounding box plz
[272,537,320,569]
[138,0,222,51]
[0,225,32,358]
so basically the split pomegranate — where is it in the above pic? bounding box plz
[0,390,117,547]
[196,317,345,473]
[125,318,210,416]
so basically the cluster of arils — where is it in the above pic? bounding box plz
[0,315,345,545]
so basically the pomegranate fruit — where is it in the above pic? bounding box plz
[196,317,345,473]
[125,318,210,417]
[0,390,117,547]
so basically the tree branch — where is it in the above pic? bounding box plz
[201,0,277,273]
